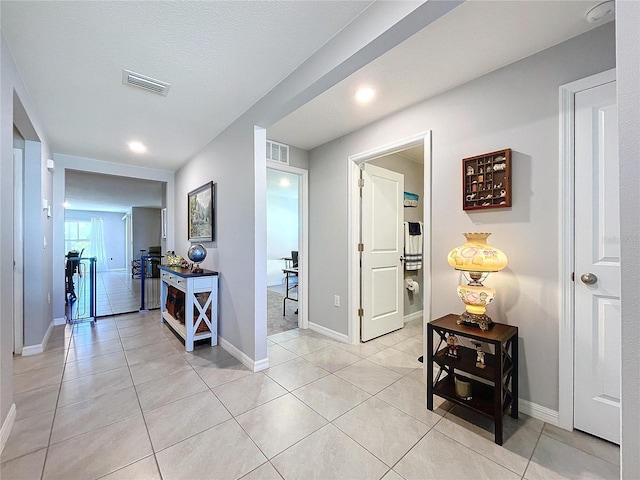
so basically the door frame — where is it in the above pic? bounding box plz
[347,131,432,344]
[558,68,616,431]
[267,161,309,329]
[13,148,24,354]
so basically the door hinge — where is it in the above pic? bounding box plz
[357,243,364,252]
[358,178,364,187]
[358,308,364,317]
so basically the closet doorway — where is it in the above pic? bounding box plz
[266,164,308,335]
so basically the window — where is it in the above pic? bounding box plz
[64,220,91,255]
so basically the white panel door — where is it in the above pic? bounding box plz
[361,163,404,341]
[574,80,620,444]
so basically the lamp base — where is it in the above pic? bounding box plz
[456,312,494,331]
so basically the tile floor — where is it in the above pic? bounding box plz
[68,270,160,319]
[2,313,620,480]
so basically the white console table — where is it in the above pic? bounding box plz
[159,265,218,351]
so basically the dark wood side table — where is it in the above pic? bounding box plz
[427,313,518,445]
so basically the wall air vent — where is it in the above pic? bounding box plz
[266,139,289,165]
[122,69,171,96]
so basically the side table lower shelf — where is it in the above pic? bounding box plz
[427,313,518,446]
[433,374,500,419]
[161,311,214,345]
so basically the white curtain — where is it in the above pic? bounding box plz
[90,217,108,272]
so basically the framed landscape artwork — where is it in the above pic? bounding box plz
[188,181,215,242]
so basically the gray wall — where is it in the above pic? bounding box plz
[617,1,640,476]
[65,210,126,270]
[369,152,424,316]
[1,33,54,424]
[286,144,310,170]
[132,207,161,258]
[308,23,616,411]
[175,120,266,362]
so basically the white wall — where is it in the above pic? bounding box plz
[617,1,640,476]
[308,23,615,412]
[266,170,299,286]
[64,210,127,270]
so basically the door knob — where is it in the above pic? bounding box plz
[580,273,598,285]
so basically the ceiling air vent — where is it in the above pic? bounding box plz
[267,140,289,165]
[122,69,171,96]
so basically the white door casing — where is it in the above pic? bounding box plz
[267,161,309,330]
[360,163,404,341]
[573,80,620,444]
[13,148,24,354]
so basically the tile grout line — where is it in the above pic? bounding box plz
[115,314,166,480]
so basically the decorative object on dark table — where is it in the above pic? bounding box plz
[188,244,207,273]
[473,341,486,369]
[454,375,473,400]
[447,232,508,331]
[445,334,459,358]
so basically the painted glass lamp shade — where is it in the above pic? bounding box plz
[447,233,507,330]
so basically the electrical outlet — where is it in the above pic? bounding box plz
[334,295,340,307]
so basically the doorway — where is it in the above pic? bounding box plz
[13,146,24,355]
[266,163,308,335]
[348,131,432,345]
[559,69,620,444]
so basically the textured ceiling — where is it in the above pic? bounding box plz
[1,1,374,170]
[268,0,608,150]
[2,0,610,177]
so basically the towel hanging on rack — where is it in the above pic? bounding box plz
[404,221,423,270]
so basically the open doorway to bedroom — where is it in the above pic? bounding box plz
[266,165,308,336]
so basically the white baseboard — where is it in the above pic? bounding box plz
[53,317,67,326]
[0,404,17,456]
[21,320,55,356]
[217,336,269,372]
[308,322,350,344]
[404,310,423,322]
[519,399,559,426]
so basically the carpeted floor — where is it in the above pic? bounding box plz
[267,288,298,336]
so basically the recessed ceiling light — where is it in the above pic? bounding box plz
[354,86,376,104]
[279,178,291,188]
[128,141,147,154]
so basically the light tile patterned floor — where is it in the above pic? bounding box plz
[1,313,620,480]
[68,270,160,319]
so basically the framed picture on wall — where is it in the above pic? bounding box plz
[188,181,215,242]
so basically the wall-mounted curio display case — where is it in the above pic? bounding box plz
[463,149,511,211]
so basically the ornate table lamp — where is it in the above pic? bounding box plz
[447,233,507,330]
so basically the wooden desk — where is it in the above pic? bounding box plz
[427,313,518,445]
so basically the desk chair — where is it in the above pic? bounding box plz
[283,250,298,315]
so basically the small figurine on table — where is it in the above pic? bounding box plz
[474,342,486,369]
[445,334,459,358]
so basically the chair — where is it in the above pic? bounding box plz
[147,246,162,278]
